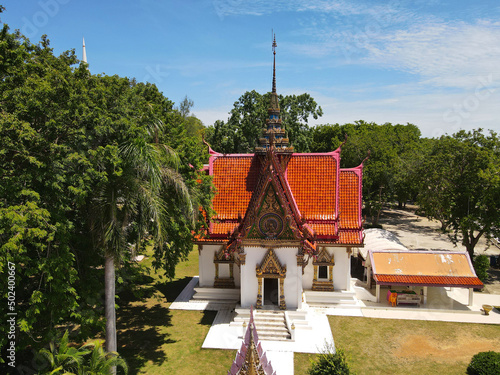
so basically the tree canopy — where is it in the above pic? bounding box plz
[0,22,212,358]
[417,129,500,257]
[205,90,322,153]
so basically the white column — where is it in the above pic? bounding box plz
[376,284,380,303]
[346,251,352,291]
[198,247,204,285]
[468,288,474,306]
[240,262,246,307]
[367,266,372,289]
[297,265,303,309]
[423,286,428,305]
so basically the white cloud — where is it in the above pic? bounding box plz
[363,20,500,88]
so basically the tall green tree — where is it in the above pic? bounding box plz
[418,129,500,257]
[89,121,194,356]
[0,18,212,361]
[205,90,322,153]
[311,121,423,225]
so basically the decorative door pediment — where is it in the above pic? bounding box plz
[256,248,286,278]
[255,248,287,310]
[313,247,335,266]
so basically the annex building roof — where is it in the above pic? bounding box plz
[367,250,484,289]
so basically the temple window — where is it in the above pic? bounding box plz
[213,247,235,289]
[312,247,335,292]
[318,265,328,280]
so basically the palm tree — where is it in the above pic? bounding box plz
[89,121,194,372]
[37,331,90,374]
[78,340,128,375]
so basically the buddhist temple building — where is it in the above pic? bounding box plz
[195,37,364,310]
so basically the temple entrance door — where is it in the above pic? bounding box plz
[263,278,279,306]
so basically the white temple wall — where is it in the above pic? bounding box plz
[199,244,241,288]
[278,247,301,310]
[303,261,314,290]
[199,244,218,287]
[233,262,241,287]
[331,247,349,290]
[302,247,350,291]
[240,246,300,309]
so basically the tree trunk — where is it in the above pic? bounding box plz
[105,254,117,374]
[465,244,474,260]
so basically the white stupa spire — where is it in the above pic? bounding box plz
[82,37,87,63]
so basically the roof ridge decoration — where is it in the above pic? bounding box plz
[228,306,276,375]
[203,136,222,156]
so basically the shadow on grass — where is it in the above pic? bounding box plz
[155,277,193,302]
[117,303,174,374]
[116,276,194,373]
[199,310,218,326]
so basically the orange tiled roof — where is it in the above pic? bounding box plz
[375,275,483,288]
[308,223,336,236]
[337,230,363,245]
[339,170,361,229]
[287,155,337,220]
[212,156,260,220]
[211,221,239,235]
[204,151,363,246]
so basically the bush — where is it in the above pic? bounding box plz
[467,351,500,375]
[473,255,490,282]
[308,344,354,375]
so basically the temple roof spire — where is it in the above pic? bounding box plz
[272,34,277,94]
[255,34,293,154]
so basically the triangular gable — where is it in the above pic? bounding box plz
[313,247,335,265]
[240,148,305,242]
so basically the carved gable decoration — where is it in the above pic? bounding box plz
[313,247,335,266]
[256,249,286,278]
[246,180,297,241]
[240,150,299,240]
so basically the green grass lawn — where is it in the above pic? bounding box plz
[295,317,500,375]
[116,248,235,374]
[117,248,500,374]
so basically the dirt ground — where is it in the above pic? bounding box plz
[394,333,500,363]
[377,205,500,294]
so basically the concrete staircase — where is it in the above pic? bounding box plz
[303,290,359,308]
[191,287,240,303]
[232,309,292,341]
[254,310,291,341]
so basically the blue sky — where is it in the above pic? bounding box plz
[2,0,500,138]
